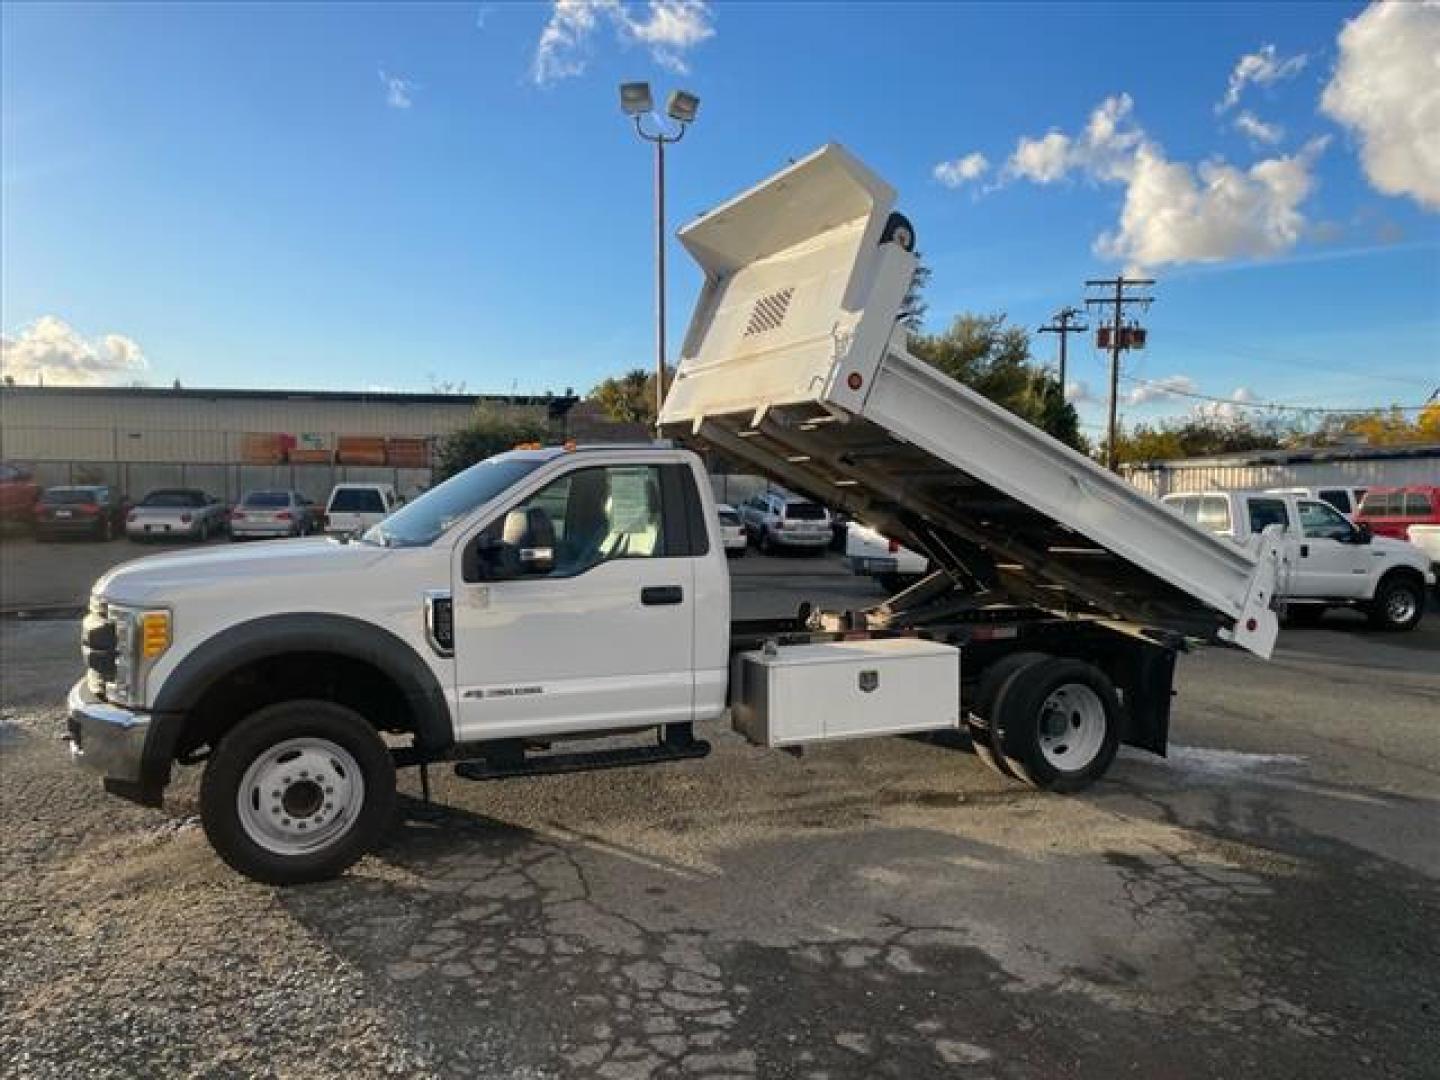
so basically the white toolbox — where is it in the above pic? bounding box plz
[731,638,961,748]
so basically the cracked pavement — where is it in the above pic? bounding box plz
[2,563,1438,1078]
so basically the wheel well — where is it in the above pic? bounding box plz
[1378,566,1426,593]
[177,651,416,760]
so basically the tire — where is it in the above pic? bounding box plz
[996,659,1122,793]
[880,211,917,252]
[760,529,775,555]
[200,700,396,885]
[98,516,114,542]
[965,651,1051,779]
[1367,574,1425,632]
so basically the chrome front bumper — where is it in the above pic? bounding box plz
[66,679,149,784]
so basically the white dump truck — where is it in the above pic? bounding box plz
[67,145,1282,885]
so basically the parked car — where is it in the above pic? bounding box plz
[34,485,128,541]
[1163,488,1432,630]
[846,520,928,592]
[0,463,41,526]
[127,488,228,542]
[324,483,399,536]
[714,503,747,556]
[1354,485,1440,540]
[1265,485,1368,518]
[229,490,319,541]
[737,491,832,553]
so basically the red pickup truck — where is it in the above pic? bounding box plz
[0,463,42,526]
[1355,485,1440,540]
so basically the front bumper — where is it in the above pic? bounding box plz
[772,532,830,547]
[66,678,150,788]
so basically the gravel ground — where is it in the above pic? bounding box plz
[2,557,1438,1078]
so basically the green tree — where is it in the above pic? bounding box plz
[589,368,657,426]
[910,314,1086,451]
[432,405,552,481]
[1105,415,1287,465]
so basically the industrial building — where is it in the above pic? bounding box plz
[0,384,582,503]
[1122,443,1439,499]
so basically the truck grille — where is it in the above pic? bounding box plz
[82,597,117,691]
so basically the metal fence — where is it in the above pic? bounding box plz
[24,460,434,505]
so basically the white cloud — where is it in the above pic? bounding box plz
[1194,386,1262,421]
[1124,374,1198,406]
[1218,44,1307,113]
[379,69,415,109]
[1,316,147,386]
[1321,0,1440,211]
[1234,110,1283,146]
[1097,137,1329,268]
[532,1,714,85]
[1064,379,1096,404]
[1004,94,1142,184]
[932,152,989,188]
[1008,130,1072,184]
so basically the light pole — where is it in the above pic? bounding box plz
[620,82,700,431]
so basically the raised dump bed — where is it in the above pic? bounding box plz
[660,143,1281,658]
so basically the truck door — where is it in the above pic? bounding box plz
[1295,499,1372,598]
[450,461,698,742]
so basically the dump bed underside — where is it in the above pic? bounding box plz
[691,401,1230,640]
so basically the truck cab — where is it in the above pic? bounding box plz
[1162,489,1431,630]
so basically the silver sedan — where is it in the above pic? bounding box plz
[126,489,228,542]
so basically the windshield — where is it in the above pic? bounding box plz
[330,489,386,513]
[142,490,205,508]
[42,489,99,504]
[243,491,291,509]
[361,455,543,547]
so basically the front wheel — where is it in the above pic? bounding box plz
[200,700,396,885]
[1368,575,1425,632]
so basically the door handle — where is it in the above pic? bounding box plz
[1299,544,1309,558]
[641,586,684,606]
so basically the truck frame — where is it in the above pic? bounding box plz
[67,145,1283,885]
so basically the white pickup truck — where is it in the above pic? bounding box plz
[67,145,1283,885]
[1162,489,1431,630]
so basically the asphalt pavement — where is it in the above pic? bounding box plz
[1,543,1437,1078]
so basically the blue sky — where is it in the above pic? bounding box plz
[2,1,1437,437]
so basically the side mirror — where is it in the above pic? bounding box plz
[1352,522,1373,545]
[464,534,512,582]
[517,545,554,575]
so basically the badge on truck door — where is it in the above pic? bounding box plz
[858,670,879,693]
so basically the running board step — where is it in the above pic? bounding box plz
[454,740,711,782]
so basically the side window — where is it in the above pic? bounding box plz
[1178,496,1199,522]
[1318,489,1350,514]
[1360,491,1392,516]
[1299,500,1352,540]
[1197,496,1231,532]
[1248,498,1290,533]
[1404,492,1433,517]
[481,465,666,578]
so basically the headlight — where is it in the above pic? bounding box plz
[106,604,171,707]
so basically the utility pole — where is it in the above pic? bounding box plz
[1085,276,1155,471]
[1037,306,1087,394]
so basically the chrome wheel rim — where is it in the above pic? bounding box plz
[1037,683,1107,773]
[237,737,364,856]
[1386,589,1417,624]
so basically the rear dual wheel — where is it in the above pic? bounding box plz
[967,654,1121,793]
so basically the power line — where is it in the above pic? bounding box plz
[1156,328,1433,389]
[1118,373,1433,414]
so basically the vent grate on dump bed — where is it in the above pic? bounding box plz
[743,288,795,337]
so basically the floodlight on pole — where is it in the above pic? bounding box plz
[619,83,701,430]
[619,81,653,116]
